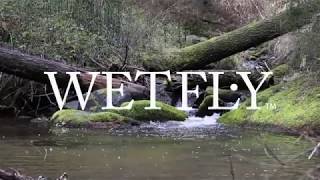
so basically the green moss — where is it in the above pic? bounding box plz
[51,101,187,127]
[205,87,232,97]
[198,87,243,117]
[220,105,248,124]
[197,95,214,117]
[206,87,213,95]
[142,48,183,71]
[197,95,229,117]
[111,100,187,122]
[51,110,131,125]
[252,47,268,58]
[220,74,320,130]
[272,64,289,79]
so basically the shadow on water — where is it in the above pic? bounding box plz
[0,116,318,180]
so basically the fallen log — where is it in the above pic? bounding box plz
[0,46,149,99]
[144,0,320,71]
[0,45,272,101]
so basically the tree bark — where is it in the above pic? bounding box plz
[144,0,320,71]
[0,46,149,99]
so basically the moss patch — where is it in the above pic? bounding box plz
[206,87,231,96]
[51,101,187,128]
[220,74,320,131]
[273,64,289,78]
[51,110,131,126]
[111,100,187,122]
[197,95,215,117]
[197,87,242,117]
[272,64,290,84]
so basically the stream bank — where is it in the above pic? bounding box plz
[220,73,320,136]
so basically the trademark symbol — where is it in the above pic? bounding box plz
[266,103,277,110]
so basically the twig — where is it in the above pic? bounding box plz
[44,85,56,106]
[228,155,235,180]
[43,148,48,161]
[264,61,271,71]
[89,57,105,69]
[263,143,286,166]
[120,44,129,70]
[308,142,320,160]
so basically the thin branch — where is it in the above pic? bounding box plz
[228,155,235,180]
[263,143,286,166]
[308,142,320,160]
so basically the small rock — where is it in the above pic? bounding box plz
[30,117,49,128]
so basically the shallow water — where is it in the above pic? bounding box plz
[0,117,318,180]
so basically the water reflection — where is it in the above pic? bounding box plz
[0,125,317,180]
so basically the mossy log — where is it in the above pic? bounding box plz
[144,0,320,71]
[197,95,227,117]
[196,87,244,117]
[0,46,149,99]
[205,87,244,103]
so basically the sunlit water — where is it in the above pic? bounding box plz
[0,116,318,180]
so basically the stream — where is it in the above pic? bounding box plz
[0,115,318,180]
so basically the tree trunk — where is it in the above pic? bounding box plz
[0,46,149,99]
[144,0,320,71]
